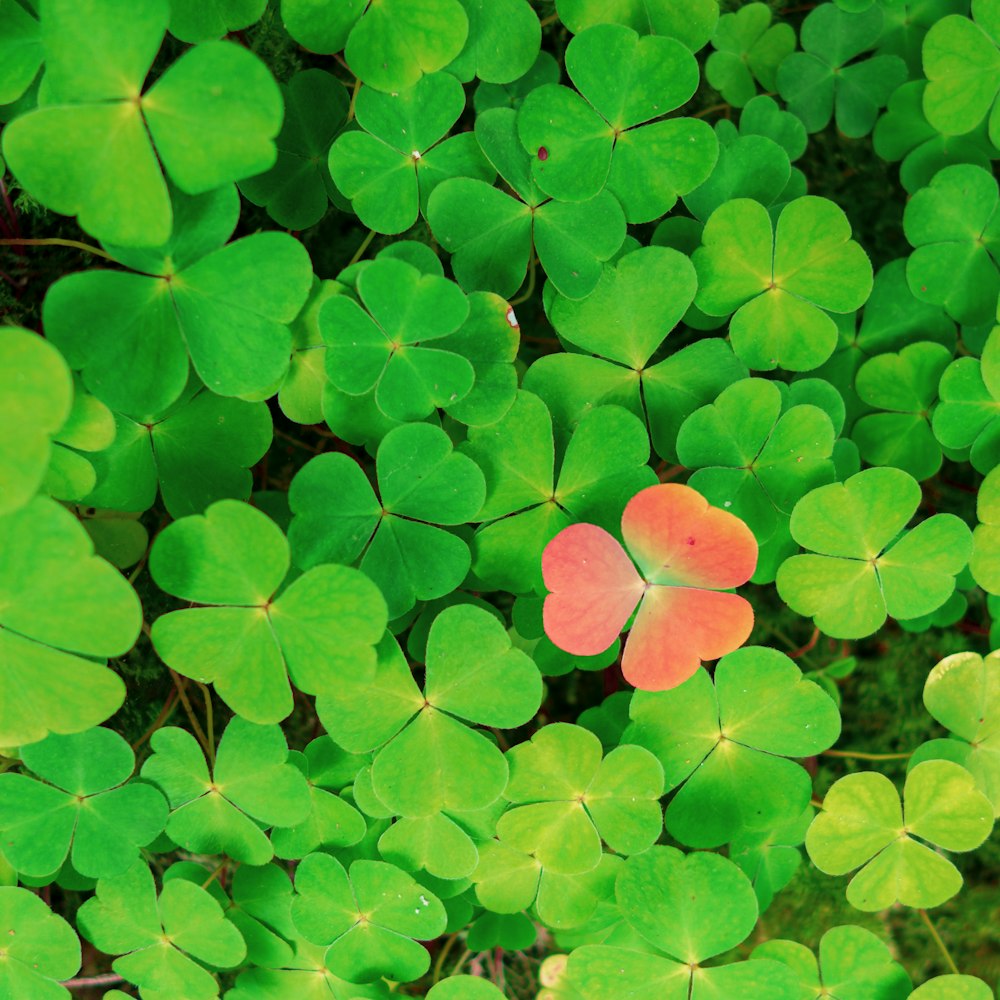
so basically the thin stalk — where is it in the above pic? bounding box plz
[195,681,215,768]
[169,669,211,758]
[0,237,114,260]
[510,254,536,306]
[61,973,126,989]
[131,689,179,751]
[201,859,227,889]
[822,749,913,761]
[347,228,375,267]
[919,909,959,975]
[431,934,460,983]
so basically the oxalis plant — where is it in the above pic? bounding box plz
[1,0,999,997]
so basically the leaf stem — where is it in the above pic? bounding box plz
[693,102,730,119]
[195,681,215,768]
[539,12,560,27]
[61,973,125,989]
[0,237,115,261]
[822,749,913,761]
[201,859,227,889]
[131,689,180,752]
[347,228,375,267]
[169,669,212,761]
[346,74,362,123]
[431,934,459,983]
[510,254,537,306]
[919,908,959,975]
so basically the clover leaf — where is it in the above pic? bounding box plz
[544,482,757,690]
[694,195,873,371]
[150,499,387,722]
[463,393,656,594]
[706,3,796,107]
[752,925,911,999]
[0,727,166,879]
[78,858,246,999]
[919,650,1000,814]
[141,717,311,865]
[288,423,483,619]
[329,73,492,235]
[807,760,994,910]
[0,327,72,517]
[447,0,540,84]
[0,0,40,105]
[43,184,312,417]
[626,647,840,847]
[317,606,541,823]
[0,496,141,749]
[167,0,266,42]
[903,164,1000,326]
[851,341,953,480]
[972,466,1000,594]
[427,107,626,299]
[923,0,1000,148]
[0,886,79,999]
[731,805,813,913]
[677,377,837,544]
[776,4,907,137]
[291,853,446,983]
[239,69,348,231]
[776,467,972,638]
[497,723,663,875]
[517,24,713,221]
[427,978,506,1000]
[554,0,719,52]
[1,0,282,246]
[910,976,996,1000]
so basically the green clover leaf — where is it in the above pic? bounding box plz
[43,184,312,417]
[427,978,506,1000]
[167,0,266,42]
[291,853,446,983]
[497,723,663,875]
[909,976,996,1000]
[240,69,348,230]
[463,393,656,594]
[0,496,141,749]
[289,423,484,619]
[694,195,873,372]
[150,499,387,723]
[554,0,719,52]
[0,327,73,517]
[77,858,246,999]
[805,760,994,910]
[903,164,1000,326]
[776,4,907,137]
[317,606,541,822]
[82,382,272,518]
[706,3,796,107]
[972,465,1000,594]
[1,0,282,246]
[473,50,560,113]
[626,647,840,847]
[0,727,166,879]
[676,377,837,544]
[0,0,40,107]
[0,886,80,999]
[851,341,953,480]
[517,24,711,219]
[752,925,911,999]
[427,107,626,299]
[141,717,312,865]
[329,73,492,235]
[923,0,1000,148]
[447,0,541,84]
[730,806,813,913]
[919,650,1000,814]
[776,467,972,638]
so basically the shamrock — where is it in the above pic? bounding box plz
[676,377,838,544]
[1,0,282,246]
[463,393,656,594]
[706,3,796,107]
[903,163,1000,326]
[922,0,1000,149]
[497,724,663,875]
[141,717,312,865]
[0,727,166,879]
[150,499,387,723]
[0,886,79,999]
[543,482,757,691]
[291,853,446,983]
[240,69,348,231]
[317,606,541,823]
[917,650,1000,814]
[329,73,493,235]
[0,496,141,749]
[517,24,714,222]
[43,183,313,418]
[693,195,873,371]
[77,858,246,999]
[288,423,484,619]
[626,648,840,847]
[776,4,907,137]
[427,107,626,299]
[806,760,994,910]
[562,848,800,1000]
[776,467,972,638]
[752,925,911,1000]
[0,327,72,517]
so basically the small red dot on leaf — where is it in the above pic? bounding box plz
[538,146,549,161]
[921,285,927,292]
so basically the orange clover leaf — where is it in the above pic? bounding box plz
[542,483,758,691]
